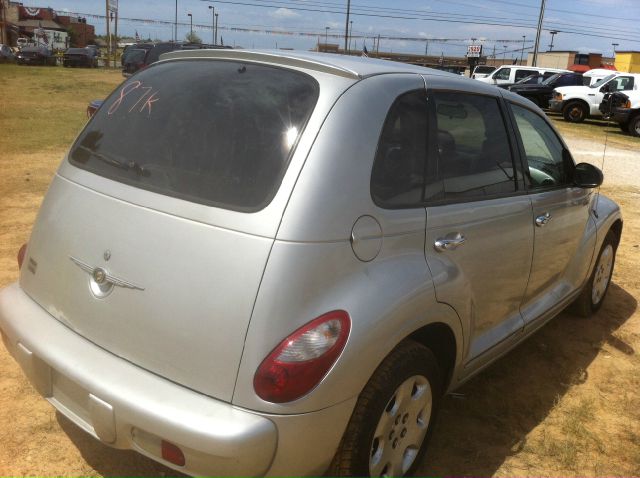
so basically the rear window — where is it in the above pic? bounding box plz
[69,60,319,211]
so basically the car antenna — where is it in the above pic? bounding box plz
[593,132,608,219]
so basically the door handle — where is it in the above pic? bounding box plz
[434,233,466,252]
[535,212,551,227]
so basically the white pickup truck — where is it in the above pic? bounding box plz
[549,72,640,122]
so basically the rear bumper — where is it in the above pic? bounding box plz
[0,283,276,476]
[548,99,564,112]
[0,282,354,476]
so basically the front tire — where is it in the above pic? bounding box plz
[563,101,588,123]
[329,341,443,477]
[571,230,617,317]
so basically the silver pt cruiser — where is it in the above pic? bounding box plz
[0,50,622,476]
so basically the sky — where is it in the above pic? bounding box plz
[18,0,640,58]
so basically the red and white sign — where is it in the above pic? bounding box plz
[467,44,483,58]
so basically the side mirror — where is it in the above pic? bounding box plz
[600,84,610,93]
[573,162,603,188]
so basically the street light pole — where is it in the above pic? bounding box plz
[612,42,619,58]
[348,20,353,53]
[188,13,192,40]
[520,35,526,65]
[549,30,558,51]
[215,13,218,46]
[174,0,178,42]
[324,26,329,49]
[208,5,214,44]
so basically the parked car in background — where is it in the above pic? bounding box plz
[15,46,57,66]
[475,65,569,85]
[470,64,496,79]
[550,72,640,122]
[508,72,584,108]
[63,47,99,68]
[122,42,231,76]
[600,90,640,136]
[583,68,617,86]
[0,44,16,62]
[0,50,621,477]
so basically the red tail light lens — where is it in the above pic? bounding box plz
[17,243,27,269]
[161,440,185,466]
[254,310,350,403]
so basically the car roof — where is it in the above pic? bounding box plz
[161,48,460,80]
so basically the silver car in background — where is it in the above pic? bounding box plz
[0,50,622,477]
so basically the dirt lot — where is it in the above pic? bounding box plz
[0,64,639,476]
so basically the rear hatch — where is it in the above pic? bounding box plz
[20,58,320,401]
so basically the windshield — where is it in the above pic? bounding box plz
[69,60,319,211]
[590,74,616,88]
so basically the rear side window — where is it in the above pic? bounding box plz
[426,92,517,201]
[371,91,428,208]
[69,60,319,211]
[515,69,538,82]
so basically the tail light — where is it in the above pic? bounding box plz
[161,440,185,466]
[254,310,350,403]
[17,243,27,269]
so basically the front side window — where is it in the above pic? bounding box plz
[511,104,570,188]
[69,60,319,211]
[493,67,511,81]
[426,92,517,202]
[608,76,634,91]
[371,91,428,208]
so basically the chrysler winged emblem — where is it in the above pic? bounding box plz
[70,256,144,296]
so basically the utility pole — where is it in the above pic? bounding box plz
[208,5,215,44]
[325,26,329,48]
[520,35,526,64]
[105,0,110,67]
[425,39,429,55]
[344,0,350,53]
[215,13,218,46]
[114,6,118,67]
[348,20,353,53]
[376,33,380,54]
[532,0,546,67]
[174,0,178,42]
[188,13,192,40]
[548,30,558,51]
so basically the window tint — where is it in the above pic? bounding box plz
[69,60,319,211]
[555,74,581,87]
[371,91,428,208]
[515,69,538,82]
[493,67,511,80]
[609,76,634,91]
[426,92,517,202]
[511,104,570,188]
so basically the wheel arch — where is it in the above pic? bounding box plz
[408,322,458,391]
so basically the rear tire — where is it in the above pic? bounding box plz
[570,230,617,317]
[563,101,588,123]
[329,341,443,477]
[626,115,640,137]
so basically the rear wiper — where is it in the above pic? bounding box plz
[75,146,150,177]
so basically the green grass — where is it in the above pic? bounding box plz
[0,64,123,155]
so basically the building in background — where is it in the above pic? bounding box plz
[0,1,95,48]
[615,51,640,73]
[526,51,616,72]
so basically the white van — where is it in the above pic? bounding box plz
[475,65,570,85]
[582,68,617,86]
